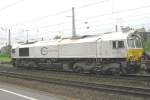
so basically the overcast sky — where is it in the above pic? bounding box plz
[0,0,150,46]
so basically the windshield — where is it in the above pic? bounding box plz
[135,38,142,48]
[128,39,135,48]
[127,37,142,48]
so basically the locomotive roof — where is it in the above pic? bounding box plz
[12,31,134,48]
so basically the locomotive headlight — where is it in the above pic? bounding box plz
[128,55,134,60]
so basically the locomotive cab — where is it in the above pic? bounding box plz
[126,34,143,72]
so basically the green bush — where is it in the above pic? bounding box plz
[143,40,150,52]
[0,54,9,57]
[0,54,11,62]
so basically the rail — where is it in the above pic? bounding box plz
[0,71,150,97]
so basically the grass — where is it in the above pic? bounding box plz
[0,54,11,62]
[143,40,150,52]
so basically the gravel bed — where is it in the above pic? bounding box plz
[0,64,150,100]
[0,75,149,100]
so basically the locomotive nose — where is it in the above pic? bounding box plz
[127,49,143,61]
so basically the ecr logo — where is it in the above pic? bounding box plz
[41,47,48,55]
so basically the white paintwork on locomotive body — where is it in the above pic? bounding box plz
[12,40,61,58]
[11,31,132,59]
[99,32,128,58]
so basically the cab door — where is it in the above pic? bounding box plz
[96,38,102,58]
[112,40,126,58]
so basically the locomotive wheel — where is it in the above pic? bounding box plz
[91,67,101,75]
[73,66,83,73]
[120,62,128,75]
[120,67,127,75]
[111,68,122,76]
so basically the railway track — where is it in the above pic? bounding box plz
[1,64,150,82]
[122,74,150,80]
[0,71,150,97]
[23,68,150,81]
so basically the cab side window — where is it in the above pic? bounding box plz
[112,41,117,49]
[112,41,124,49]
[118,41,124,48]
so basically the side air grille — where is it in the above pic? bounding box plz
[19,48,29,56]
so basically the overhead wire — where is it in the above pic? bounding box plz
[10,9,71,27]
[1,0,150,30]
[39,14,150,35]
[30,5,150,28]
[39,21,71,29]
[0,0,24,13]
[76,4,150,22]
[26,12,150,32]
[4,0,150,41]
[76,0,109,9]
[0,0,25,42]
[26,3,150,30]
[9,0,110,27]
